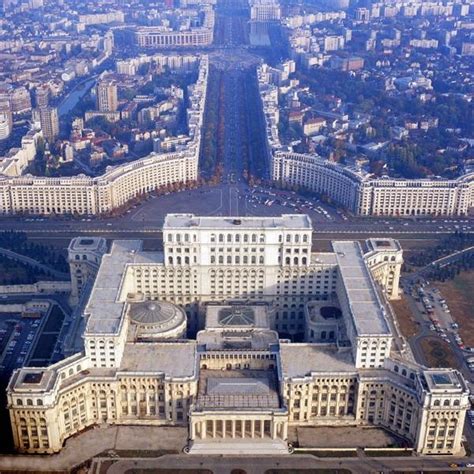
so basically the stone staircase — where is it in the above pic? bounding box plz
[187,438,290,455]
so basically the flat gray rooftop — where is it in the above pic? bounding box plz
[366,238,401,253]
[119,342,197,378]
[207,377,271,396]
[311,252,337,265]
[279,343,355,379]
[423,369,468,393]
[332,241,391,337]
[163,213,312,230]
[85,240,142,335]
[196,370,280,410]
[68,236,105,252]
[197,328,278,351]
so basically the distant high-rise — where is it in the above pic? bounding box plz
[10,87,32,115]
[250,0,281,21]
[39,106,59,142]
[96,79,118,112]
[0,111,11,140]
[35,84,50,108]
[0,101,12,140]
[103,31,114,54]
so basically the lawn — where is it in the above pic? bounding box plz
[419,337,460,369]
[43,305,65,333]
[391,296,419,338]
[295,450,357,458]
[436,270,474,346]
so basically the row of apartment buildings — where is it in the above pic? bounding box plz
[272,152,474,216]
[258,65,474,216]
[0,56,209,216]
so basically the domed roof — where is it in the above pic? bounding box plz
[129,301,181,326]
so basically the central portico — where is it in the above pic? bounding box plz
[188,304,289,454]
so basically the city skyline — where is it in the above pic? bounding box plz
[0,0,472,472]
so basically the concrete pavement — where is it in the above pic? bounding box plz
[95,452,474,474]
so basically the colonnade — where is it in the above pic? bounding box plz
[190,416,288,441]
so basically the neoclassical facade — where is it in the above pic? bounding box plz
[0,56,208,216]
[271,151,474,217]
[7,214,469,456]
[135,27,214,48]
[259,64,474,217]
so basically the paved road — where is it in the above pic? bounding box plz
[95,453,474,474]
[400,274,474,450]
[0,182,472,237]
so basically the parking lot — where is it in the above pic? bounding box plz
[0,299,69,378]
[127,183,345,226]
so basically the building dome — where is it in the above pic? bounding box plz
[128,300,186,339]
[129,301,177,325]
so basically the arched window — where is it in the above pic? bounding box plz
[443,399,450,406]
[252,234,257,243]
[17,399,22,405]
[303,234,308,243]
[27,399,33,406]
[219,234,224,242]
[37,399,43,406]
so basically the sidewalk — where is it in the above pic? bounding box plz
[0,425,187,472]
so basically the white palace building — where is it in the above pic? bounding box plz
[7,214,469,455]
